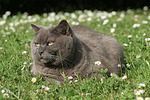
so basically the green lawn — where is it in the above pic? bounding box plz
[0,9,150,100]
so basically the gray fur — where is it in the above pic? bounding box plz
[31,20,125,84]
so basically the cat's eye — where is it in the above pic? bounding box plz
[35,43,40,47]
[48,42,54,46]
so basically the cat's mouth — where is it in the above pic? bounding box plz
[40,57,56,64]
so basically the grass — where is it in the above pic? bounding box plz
[0,9,150,100]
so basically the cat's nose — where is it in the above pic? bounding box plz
[39,49,44,55]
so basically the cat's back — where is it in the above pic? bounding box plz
[72,25,120,47]
[72,25,124,63]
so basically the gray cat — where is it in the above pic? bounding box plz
[30,20,125,85]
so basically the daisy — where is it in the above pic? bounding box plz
[22,51,27,55]
[127,35,132,38]
[110,28,115,33]
[95,61,101,66]
[123,43,128,46]
[145,97,150,100]
[44,87,50,91]
[138,83,146,88]
[74,80,78,83]
[42,85,45,88]
[136,97,144,100]
[138,89,145,94]
[1,89,5,93]
[3,93,9,98]
[122,75,127,80]
[31,77,36,83]
[68,76,73,80]
[102,19,109,25]
[121,92,124,95]
[134,89,140,95]
[133,23,140,28]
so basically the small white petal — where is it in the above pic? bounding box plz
[3,93,9,98]
[110,28,115,33]
[68,76,73,80]
[127,35,132,38]
[142,20,148,24]
[75,80,78,83]
[123,43,128,46]
[138,83,146,88]
[136,97,144,100]
[145,97,150,100]
[103,19,109,25]
[95,61,101,66]
[122,75,127,80]
[31,78,37,83]
[1,90,5,93]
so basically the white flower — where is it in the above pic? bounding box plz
[1,90,5,93]
[118,64,121,67]
[122,75,127,80]
[3,93,9,98]
[133,24,140,28]
[136,97,144,100]
[69,81,72,84]
[123,43,128,46]
[138,89,145,94]
[127,35,132,38]
[136,55,141,59]
[100,78,103,83]
[111,11,116,15]
[68,76,73,80]
[142,20,148,24]
[42,85,45,88]
[102,19,109,25]
[120,13,125,18]
[23,62,27,65]
[138,83,146,88]
[95,61,101,66]
[31,77,37,83]
[145,38,150,42]
[121,92,124,95]
[134,89,140,95]
[44,87,50,91]
[74,80,78,83]
[5,11,11,16]
[0,20,6,26]
[22,51,27,55]
[145,97,150,100]
[71,13,77,19]
[71,21,76,25]
[110,73,117,78]
[101,16,107,19]
[143,6,148,11]
[97,24,101,27]
[113,23,117,28]
[0,47,3,50]
[116,18,122,22]
[143,33,146,36]
[87,17,92,21]
[110,28,115,33]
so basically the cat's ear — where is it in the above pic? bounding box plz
[31,24,41,33]
[55,20,72,36]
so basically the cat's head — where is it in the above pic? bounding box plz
[31,20,75,67]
